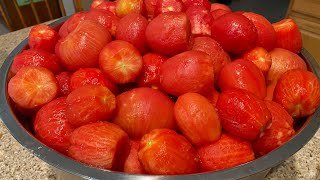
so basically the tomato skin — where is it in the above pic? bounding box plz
[198,133,255,172]
[216,89,271,141]
[11,49,62,75]
[274,69,320,118]
[253,101,295,156]
[123,140,146,174]
[56,20,112,71]
[138,129,199,175]
[8,66,58,109]
[66,85,116,127]
[160,50,214,96]
[28,24,59,53]
[34,97,74,154]
[68,121,130,170]
[69,68,118,94]
[113,87,176,139]
[218,59,266,99]
[174,93,221,146]
[115,13,148,54]
[137,53,167,89]
[99,40,143,84]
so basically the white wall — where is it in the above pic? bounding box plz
[62,0,76,15]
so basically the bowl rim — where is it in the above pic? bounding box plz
[0,16,319,180]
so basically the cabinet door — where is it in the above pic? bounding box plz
[288,0,320,63]
[1,0,63,31]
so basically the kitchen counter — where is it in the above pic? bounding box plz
[0,25,320,180]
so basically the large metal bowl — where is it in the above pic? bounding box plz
[0,16,319,180]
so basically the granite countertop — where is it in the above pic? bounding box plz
[0,25,320,180]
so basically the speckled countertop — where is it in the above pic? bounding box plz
[0,25,320,180]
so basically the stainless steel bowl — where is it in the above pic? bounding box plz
[0,16,319,180]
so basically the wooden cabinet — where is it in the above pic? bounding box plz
[287,0,320,63]
[0,0,64,31]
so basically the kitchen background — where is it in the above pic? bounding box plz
[0,0,89,35]
[0,0,290,35]
[0,0,319,61]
